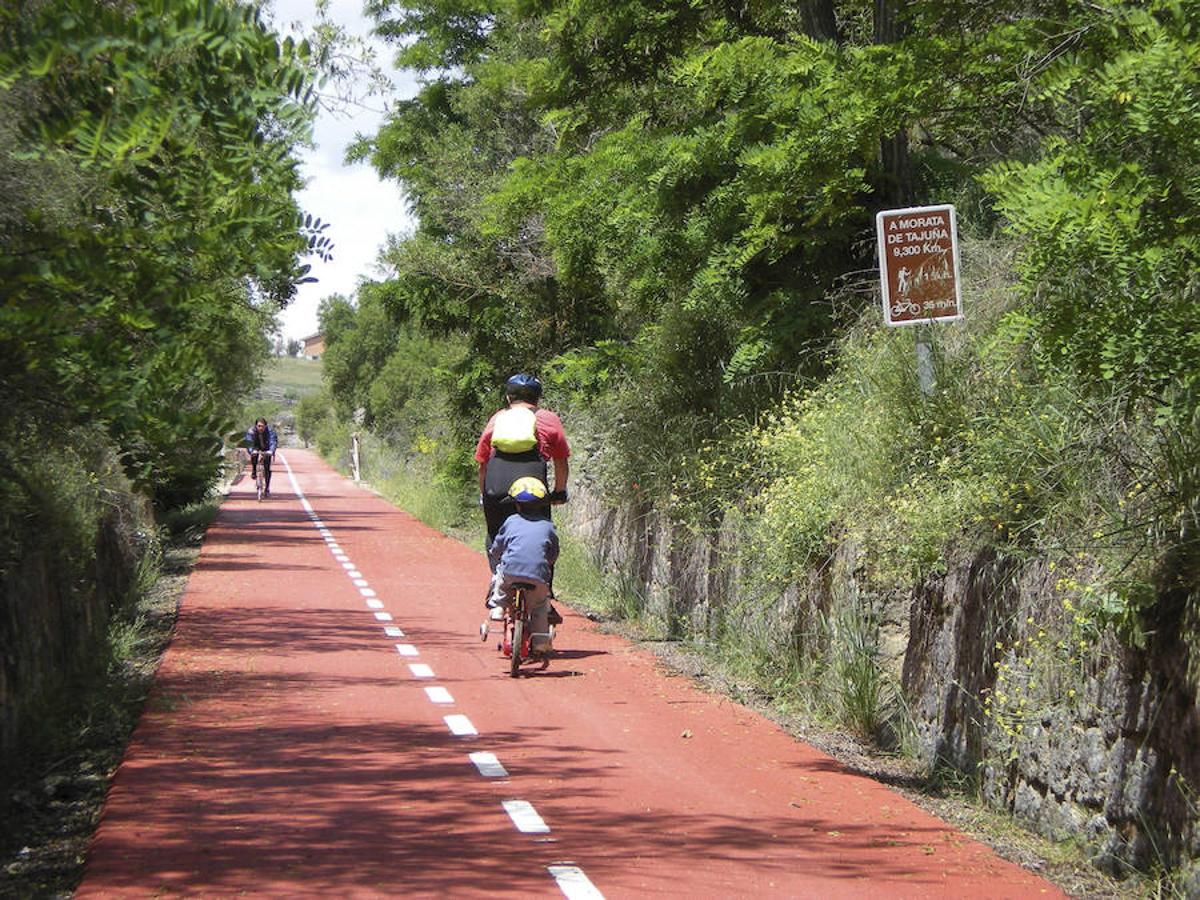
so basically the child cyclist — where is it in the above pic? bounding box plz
[488,477,559,655]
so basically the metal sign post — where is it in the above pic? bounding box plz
[876,204,963,396]
[914,326,935,396]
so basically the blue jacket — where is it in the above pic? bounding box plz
[489,513,559,584]
[245,425,278,453]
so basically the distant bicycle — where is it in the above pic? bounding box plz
[250,450,273,501]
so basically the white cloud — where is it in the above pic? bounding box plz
[267,0,420,340]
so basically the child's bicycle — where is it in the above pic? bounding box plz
[479,582,555,677]
[250,450,273,501]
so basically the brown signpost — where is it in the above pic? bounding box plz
[876,204,962,327]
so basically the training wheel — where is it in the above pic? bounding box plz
[479,622,489,641]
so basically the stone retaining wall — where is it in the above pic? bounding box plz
[565,482,1200,885]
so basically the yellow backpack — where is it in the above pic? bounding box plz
[491,406,538,453]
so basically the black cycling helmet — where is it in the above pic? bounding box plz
[505,373,542,403]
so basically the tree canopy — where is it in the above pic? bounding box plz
[1,0,323,506]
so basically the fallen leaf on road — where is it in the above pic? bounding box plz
[681,729,692,738]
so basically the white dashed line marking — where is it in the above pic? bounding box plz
[353,578,369,587]
[395,643,418,656]
[444,715,477,736]
[385,626,404,638]
[359,587,377,597]
[366,599,384,609]
[469,752,508,778]
[424,686,454,704]
[341,561,355,570]
[348,570,363,579]
[408,663,433,678]
[335,554,350,563]
[502,800,550,834]
[374,612,393,621]
[548,866,605,899]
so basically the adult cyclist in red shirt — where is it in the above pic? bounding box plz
[476,373,570,555]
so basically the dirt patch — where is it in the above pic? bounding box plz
[0,533,199,898]
[598,619,1129,900]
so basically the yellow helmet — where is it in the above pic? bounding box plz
[508,476,548,503]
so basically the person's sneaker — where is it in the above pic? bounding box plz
[489,606,505,621]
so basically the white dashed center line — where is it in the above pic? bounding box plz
[444,715,477,736]
[548,866,605,899]
[502,800,550,834]
[469,752,508,778]
[279,452,604,899]
[424,686,454,704]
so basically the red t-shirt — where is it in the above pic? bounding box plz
[475,406,570,463]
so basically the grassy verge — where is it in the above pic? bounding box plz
[0,498,218,897]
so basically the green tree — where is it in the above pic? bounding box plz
[1,0,322,506]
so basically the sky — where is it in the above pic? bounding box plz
[269,0,420,342]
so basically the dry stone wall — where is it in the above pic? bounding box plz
[0,498,143,766]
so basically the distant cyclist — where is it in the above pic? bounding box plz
[245,418,278,497]
[475,373,570,556]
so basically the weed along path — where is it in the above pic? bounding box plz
[78,449,1062,898]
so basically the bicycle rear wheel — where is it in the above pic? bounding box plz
[509,619,523,677]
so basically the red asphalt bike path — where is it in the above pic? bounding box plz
[79,449,1062,898]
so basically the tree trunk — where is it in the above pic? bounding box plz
[874,0,915,206]
[798,0,839,42]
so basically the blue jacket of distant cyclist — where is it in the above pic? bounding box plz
[244,424,278,454]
